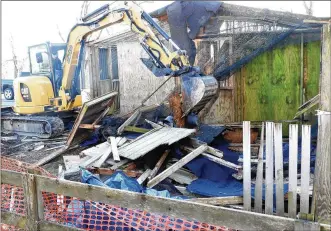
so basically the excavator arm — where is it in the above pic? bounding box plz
[61,2,218,116]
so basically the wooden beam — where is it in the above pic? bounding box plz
[313,24,331,225]
[243,121,251,211]
[34,146,68,167]
[1,211,26,229]
[35,174,300,231]
[123,126,150,133]
[22,173,39,230]
[188,196,243,206]
[137,169,152,185]
[110,136,120,162]
[148,150,170,181]
[1,169,23,186]
[78,124,101,129]
[147,145,207,188]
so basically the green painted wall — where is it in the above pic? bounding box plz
[235,41,320,134]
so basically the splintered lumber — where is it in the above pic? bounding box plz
[63,155,84,170]
[137,169,152,185]
[148,150,170,181]
[201,153,242,171]
[110,137,120,162]
[118,127,196,160]
[81,142,111,157]
[107,159,130,170]
[188,196,243,206]
[168,167,197,185]
[147,145,207,188]
[189,138,223,158]
[117,137,127,147]
[35,146,68,166]
[93,137,121,167]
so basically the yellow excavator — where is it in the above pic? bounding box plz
[1,2,218,138]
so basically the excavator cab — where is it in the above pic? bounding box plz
[28,42,66,96]
[12,42,67,114]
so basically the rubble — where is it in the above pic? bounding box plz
[2,101,256,208]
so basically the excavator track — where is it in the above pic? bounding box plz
[1,115,64,138]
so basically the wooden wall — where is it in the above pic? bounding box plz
[234,41,320,134]
[117,42,175,114]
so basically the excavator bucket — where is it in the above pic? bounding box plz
[180,75,218,116]
[141,57,218,116]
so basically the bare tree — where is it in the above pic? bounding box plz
[303,1,313,16]
[80,1,90,19]
[56,24,66,43]
[9,34,19,78]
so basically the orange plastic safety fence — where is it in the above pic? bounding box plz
[1,157,232,231]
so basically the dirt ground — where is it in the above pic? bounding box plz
[1,134,86,176]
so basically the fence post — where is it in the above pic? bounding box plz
[265,121,274,215]
[22,173,39,231]
[312,23,331,225]
[243,121,251,211]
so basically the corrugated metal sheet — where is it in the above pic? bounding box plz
[118,127,196,160]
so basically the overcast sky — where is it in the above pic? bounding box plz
[1,1,330,76]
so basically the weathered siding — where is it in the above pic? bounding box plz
[234,41,320,134]
[117,42,175,114]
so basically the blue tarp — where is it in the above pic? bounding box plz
[81,168,186,200]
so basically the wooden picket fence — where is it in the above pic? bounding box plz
[243,121,313,219]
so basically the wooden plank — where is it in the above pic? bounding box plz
[22,173,39,230]
[188,196,243,206]
[63,155,83,170]
[189,138,224,158]
[202,153,242,171]
[35,174,298,231]
[300,125,311,214]
[137,169,152,185]
[78,124,101,129]
[243,121,251,211]
[313,24,331,225]
[34,146,68,167]
[288,124,299,218]
[1,170,23,186]
[254,122,264,213]
[117,109,140,135]
[117,137,127,147]
[1,211,27,229]
[110,136,120,162]
[265,122,274,215]
[274,123,284,216]
[147,145,207,188]
[148,150,170,181]
[93,137,122,168]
